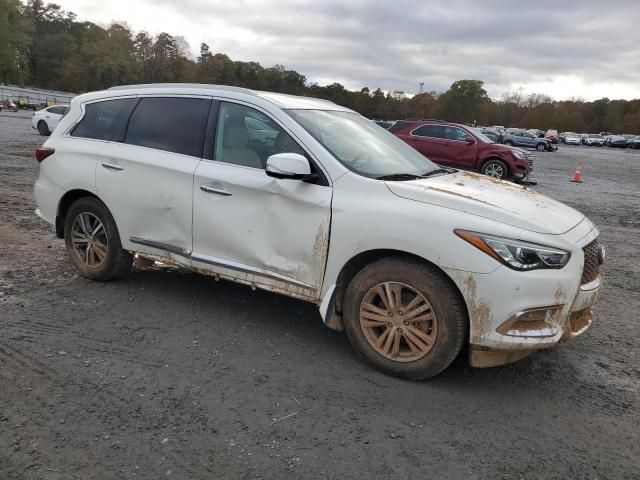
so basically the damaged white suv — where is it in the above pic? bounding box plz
[34,84,604,379]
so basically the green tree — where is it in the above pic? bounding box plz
[436,79,489,123]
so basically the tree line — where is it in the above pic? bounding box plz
[2,0,639,133]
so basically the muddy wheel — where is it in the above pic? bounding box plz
[64,197,132,281]
[481,159,509,179]
[343,257,467,380]
[37,120,50,136]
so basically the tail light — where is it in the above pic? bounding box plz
[35,146,55,163]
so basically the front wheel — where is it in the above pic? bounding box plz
[343,258,467,380]
[504,140,514,146]
[536,143,546,152]
[481,159,509,179]
[64,197,132,281]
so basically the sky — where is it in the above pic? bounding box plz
[60,0,640,100]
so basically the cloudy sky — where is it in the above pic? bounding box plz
[61,0,640,100]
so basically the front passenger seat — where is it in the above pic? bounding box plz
[221,119,262,169]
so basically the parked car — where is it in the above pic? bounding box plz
[545,129,559,144]
[0,97,19,112]
[502,129,552,152]
[373,120,395,130]
[33,84,604,379]
[629,136,640,149]
[609,135,630,148]
[564,133,582,145]
[584,134,604,146]
[31,105,69,136]
[390,120,532,180]
[478,127,500,142]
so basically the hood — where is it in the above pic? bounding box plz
[386,171,584,235]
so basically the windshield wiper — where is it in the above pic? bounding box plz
[420,168,455,177]
[375,173,425,181]
[376,167,456,181]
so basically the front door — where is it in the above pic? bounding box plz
[443,126,478,169]
[191,101,332,301]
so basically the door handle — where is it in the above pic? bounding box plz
[101,162,124,171]
[200,184,232,196]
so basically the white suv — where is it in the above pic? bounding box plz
[33,84,604,379]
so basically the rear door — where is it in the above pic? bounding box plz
[96,96,211,264]
[404,124,448,163]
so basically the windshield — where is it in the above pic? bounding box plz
[287,110,438,178]
[471,128,495,144]
[589,134,602,138]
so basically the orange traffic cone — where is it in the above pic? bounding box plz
[571,162,583,183]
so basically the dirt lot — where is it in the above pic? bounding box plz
[1,110,639,480]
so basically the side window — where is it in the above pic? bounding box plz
[49,106,66,115]
[71,98,135,141]
[445,127,468,141]
[215,102,305,169]
[412,125,445,139]
[125,97,211,157]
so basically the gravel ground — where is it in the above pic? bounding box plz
[1,110,639,480]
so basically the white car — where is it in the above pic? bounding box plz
[585,134,604,146]
[32,105,68,136]
[564,133,582,145]
[33,84,604,379]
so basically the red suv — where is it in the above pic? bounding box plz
[389,120,532,180]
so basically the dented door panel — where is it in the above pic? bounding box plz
[96,142,198,264]
[192,161,332,298]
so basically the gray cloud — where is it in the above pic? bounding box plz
[69,0,640,99]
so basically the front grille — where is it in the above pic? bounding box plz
[581,239,600,285]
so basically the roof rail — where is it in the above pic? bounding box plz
[107,83,256,95]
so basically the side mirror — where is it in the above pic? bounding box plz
[266,153,317,181]
[464,135,475,144]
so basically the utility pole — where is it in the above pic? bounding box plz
[419,82,424,94]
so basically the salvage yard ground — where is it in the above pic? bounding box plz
[1,110,639,479]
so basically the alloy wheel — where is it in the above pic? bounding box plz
[70,212,108,268]
[359,282,438,362]
[484,163,505,178]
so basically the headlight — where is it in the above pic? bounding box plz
[455,230,571,271]
[512,150,526,160]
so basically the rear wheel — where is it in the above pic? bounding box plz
[536,143,546,152]
[37,120,50,136]
[481,158,509,179]
[64,197,132,281]
[504,140,513,146]
[343,258,467,380]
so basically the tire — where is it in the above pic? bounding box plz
[480,158,509,179]
[37,120,50,136]
[343,257,467,380]
[536,143,546,152]
[504,140,513,146]
[64,197,132,281]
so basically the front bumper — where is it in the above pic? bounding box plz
[444,225,602,367]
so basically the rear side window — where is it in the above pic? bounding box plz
[72,98,135,141]
[412,125,445,139]
[125,97,211,157]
